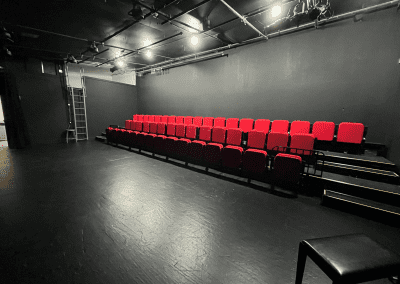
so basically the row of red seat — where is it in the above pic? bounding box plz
[107,121,314,179]
[127,115,365,144]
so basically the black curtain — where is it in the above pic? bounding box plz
[0,60,31,149]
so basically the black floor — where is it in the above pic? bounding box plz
[0,141,399,284]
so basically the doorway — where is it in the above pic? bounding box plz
[0,97,8,147]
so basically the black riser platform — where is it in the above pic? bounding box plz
[320,178,400,208]
[317,162,400,185]
[319,153,398,173]
[322,190,400,227]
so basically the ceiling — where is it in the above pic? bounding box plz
[1,0,394,70]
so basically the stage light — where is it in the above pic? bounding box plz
[271,5,282,17]
[66,54,77,64]
[116,60,125,67]
[143,38,152,47]
[146,50,152,58]
[128,2,144,20]
[191,36,199,46]
[89,42,98,53]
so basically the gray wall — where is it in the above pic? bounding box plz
[137,8,400,166]
[85,77,137,138]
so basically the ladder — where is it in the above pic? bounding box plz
[66,65,89,142]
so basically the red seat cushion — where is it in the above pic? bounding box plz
[204,143,223,165]
[337,122,364,144]
[243,149,268,174]
[222,146,243,168]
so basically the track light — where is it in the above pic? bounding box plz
[191,36,199,46]
[115,60,125,67]
[66,54,77,64]
[271,5,282,17]
[146,50,152,58]
[128,2,144,20]
[89,42,98,53]
[143,38,152,47]
[110,66,118,73]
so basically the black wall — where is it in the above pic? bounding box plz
[138,8,400,166]
[85,77,137,138]
[6,60,68,145]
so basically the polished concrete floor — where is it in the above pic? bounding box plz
[0,141,399,284]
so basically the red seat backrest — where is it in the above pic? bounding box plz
[176,116,184,124]
[193,116,203,126]
[336,122,364,144]
[214,117,226,127]
[211,127,226,144]
[203,117,214,126]
[166,123,176,136]
[184,116,193,125]
[226,118,239,129]
[239,118,254,133]
[149,122,158,134]
[289,133,315,155]
[271,120,289,133]
[254,119,270,133]
[290,121,310,134]
[247,130,267,150]
[157,122,166,135]
[168,116,176,124]
[186,125,198,139]
[175,124,185,138]
[199,126,212,142]
[226,128,242,146]
[312,121,335,141]
[266,132,289,152]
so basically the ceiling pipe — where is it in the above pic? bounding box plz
[96,31,183,67]
[139,52,227,75]
[78,48,109,64]
[136,0,398,72]
[136,2,229,44]
[219,0,268,39]
[160,0,214,25]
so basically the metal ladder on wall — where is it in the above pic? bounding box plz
[66,66,89,142]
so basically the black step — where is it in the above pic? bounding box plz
[95,136,106,142]
[317,161,400,185]
[101,132,106,137]
[309,172,400,207]
[319,151,398,173]
[322,190,400,227]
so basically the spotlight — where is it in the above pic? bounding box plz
[146,50,152,58]
[110,66,118,73]
[128,2,144,20]
[152,12,159,18]
[2,46,12,57]
[1,27,14,43]
[89,42,98,53]
[116,60,125,67]
[66,54,77,64]
[271,5,282,17]
[143,38,152,47]
[190,35,199,46]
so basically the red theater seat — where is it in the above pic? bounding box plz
[137,115,144,122]
[125,120,132,130]
[247,130,267,150]
[188,126,212,161]
[204,127,226,166]
[143,115,149,122]
[312,121,335,141]
[222,128,243,169]
[165,123,178,156]
[144,123,157,151]
[289,133,315,155]
[337,122,364,144]
[243,149,268,174]
[176,116,184,124]
[148,115,155,122]
[274,153,302,185]
[271,120,289,133]
[239,118,254,133]
[154,115,161,123]
[153,122,167,154]
[135,121,143,132]
[226,118,239,129]
[175,125,197,159]
[214,117,226,127]
[203,117,214,127]
[267,132,289,152]
[290,121,310,134]
[184,116,193,125]
[254,119,270,133]
[161,116,168,123]
[168,116,176,124]
[193,116,203,126]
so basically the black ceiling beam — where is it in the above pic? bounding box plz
[78,48,109,64]
[137,2,230,45]
[160,0,213,25]
[96,31,183,67]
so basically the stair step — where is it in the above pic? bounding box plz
[309,172,400,207]
[319,151,397,173]
[322,190,400,226]
[96,136,107,142]
[317,161,400,185]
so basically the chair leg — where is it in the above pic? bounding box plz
[295,242,308,284]
[66,131,68,144]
